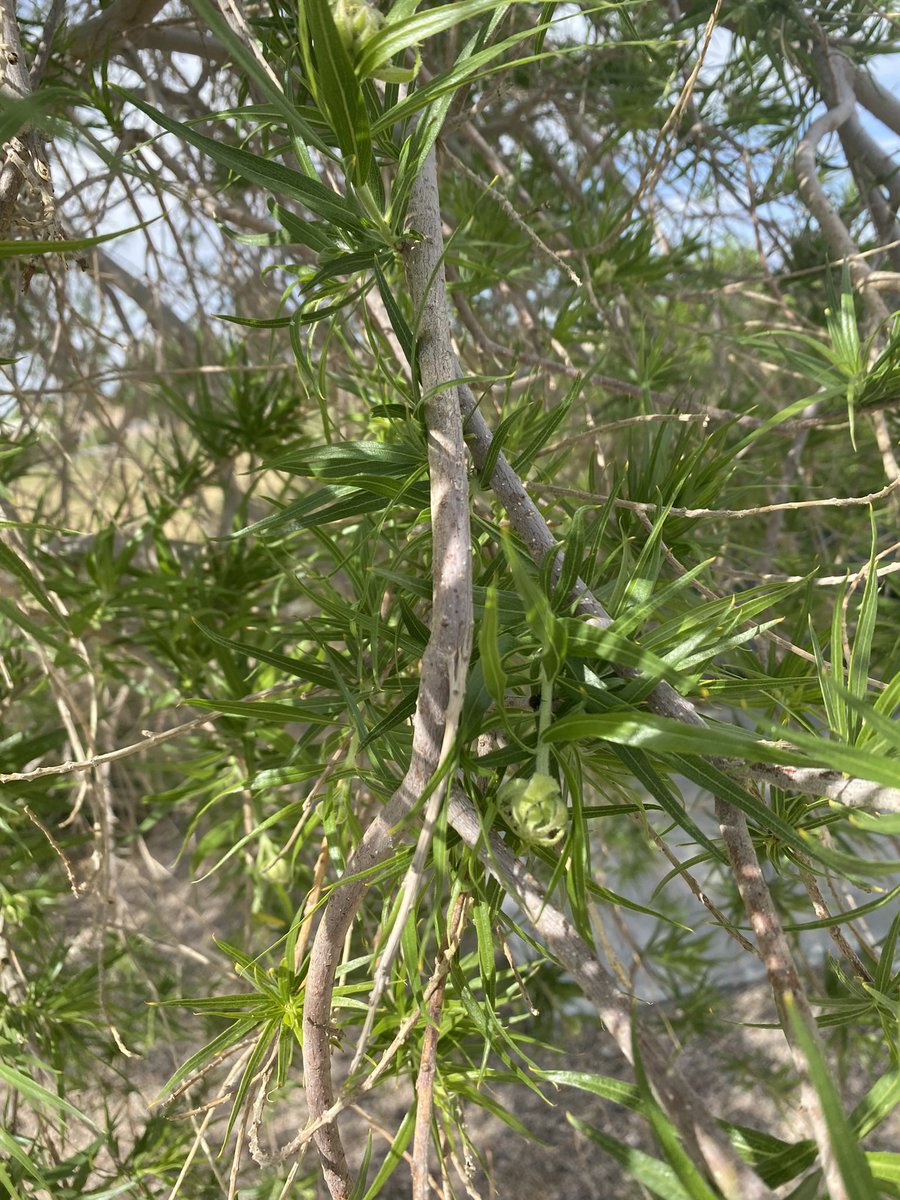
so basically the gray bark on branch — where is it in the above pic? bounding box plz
[301,148,473,1200]
[794,50,890,329]
[65,0,168,59]
[852,64,900,141]
[0,0,42,237]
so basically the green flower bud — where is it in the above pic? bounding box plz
[257,835,292,886]
[497,773,568,848]
[332,0,385,60]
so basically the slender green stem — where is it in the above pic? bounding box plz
[355,181,394,242]
[535,664,553,777]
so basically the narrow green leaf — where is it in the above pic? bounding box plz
[450,1081,537,1139]
[371,15,583,138]
[874,909,899,995]
[785,996,879,1198]
[271,201,338,252]
[240,480,430,536]
[848,810,900,834]
[373,259,415,364]
[864,667,900,752]
[388,28,482,217]
[553,506,587,604]
[546,710,762,760]
[561,619,691,688]
[479,587,508,707]
[544,709,900,790]
[0,1125,49,1188]
[359,687,418,749]
[194,621,334,688]
[830,578,850,741]
[0,1062,99,1133]
[630,1016,721,1200]
[674,620,783,673]
[0,88,66,145]
[186,697,344,723]
[306,0,373,185]
[534,1,559,53]
[622,498,670,611]
[196,800,304,880]
[783,884,900,931]
[357,0,518,78]
[265,439,421,478]
[125,93,369,236]
[640,577,799,654]
[810,618,845,743]
[479,404,523,488]
[669,753,819,863]
[512,392,573,475]
[362,1105,415,1200]
[866,1151,900,1191]
[765,719,900,789]
[187,0,322,166]
[473,898,497,1006]
[847,515,879,734]
[504,535,565,679]
[721,1125,816,1187]
[0,220,151,258]
[0,541,66,626]
[612,744,722,861]
[215,311,293,329]
[223,1020,279,1145]
[793,835,900,880]
[851,1070,900,1141]
[568,1113,693,1199]
[0,1160,27,1200]
[542,1069,645,1112]
[349,1133,375,1200]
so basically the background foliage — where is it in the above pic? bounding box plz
[0,0,899,1197]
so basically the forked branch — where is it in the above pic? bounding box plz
[301,147,473,1200]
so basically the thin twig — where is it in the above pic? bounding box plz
[163,1045,255,1200]
[291,838,329,971]
[442,146,582,289]
[797,861,872,981]
[715,799,847,1200]
[456,374,900,812]
[29,0,66,87]
[446,790,775,1200]
[21,803,80,895]
[0,679,299,783]
[630,0,725,214]
[646,825,759,958]
[252,896,471,1166]
[349,1104,444,1197]
[348,645,467,1074]
[530,476,900,519]
[412,894,469,1200]
[795,49,888,331]
[759,561,900,586]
